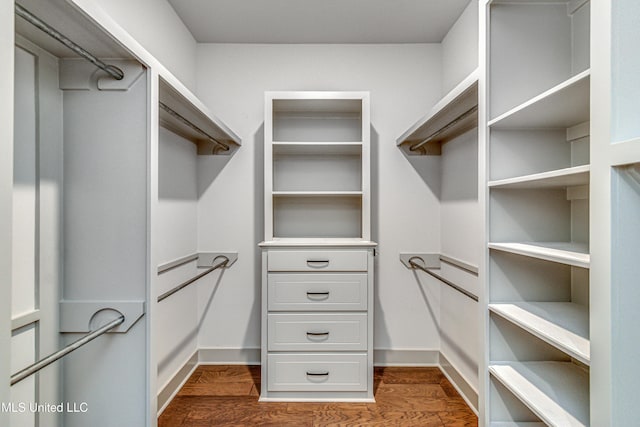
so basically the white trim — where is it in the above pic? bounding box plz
[198,347,261,365]
[373,349,440,366]
[157,351,199,415]
[439,352,479,415]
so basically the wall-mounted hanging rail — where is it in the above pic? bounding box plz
[157,255,230,302]
[397,69,478,156]
[11,314,125,386]
[15,4,124,80]
[159,101,230,152]
[401,254,478,301]
[409,105,478,153]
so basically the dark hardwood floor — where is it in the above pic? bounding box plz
[158,365,478,426]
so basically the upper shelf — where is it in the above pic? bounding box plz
[159,78,241,155]
[488,165,590,189]
[397,69,478,156]
[489,70,590,129]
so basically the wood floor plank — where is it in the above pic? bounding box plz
[158,365,477,426]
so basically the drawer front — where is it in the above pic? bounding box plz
[268,313,367,351]
[267,353,368,392]
[268,250,368,272]
[268,273,367,311]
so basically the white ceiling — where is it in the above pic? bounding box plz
[168,0,471,44]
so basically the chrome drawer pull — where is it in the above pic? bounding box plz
[306,291,330,296]
[306,371,329,376]
[306,259,330,268]
[306,331,330,336]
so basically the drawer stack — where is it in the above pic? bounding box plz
[260,247,375,401]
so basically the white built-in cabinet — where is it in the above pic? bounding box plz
[3,1,240,426]
[482,0,592,425]
[260,92,376,401]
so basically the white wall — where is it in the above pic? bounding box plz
[441,0,479,95]
[156,128,199,391]
[90,0,198,91]
[194,43,444,355]
[440,130,480,395]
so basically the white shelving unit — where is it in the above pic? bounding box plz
[397,69,478,155]
[483,0,592,425]
[260,91,375,402]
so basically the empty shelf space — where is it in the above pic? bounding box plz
[489,302,589,364]
[489,362,589,427]
[273,142,363,154]
[489,165,590,189]
[397,69,478,155]
[489,70,590,129]
[489,242,589,268]
[272,191,363,197]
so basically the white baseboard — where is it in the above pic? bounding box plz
[373,348,439,366]
[157,351,198,415]
[439,351,479,414]
[198,347,261,365]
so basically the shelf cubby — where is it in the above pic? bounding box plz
[489,362,589,427]
[489,302,589,364]
[272,98,363,143]
[489,1,590,121]
[272,194,362,239]
[273,144,362,192]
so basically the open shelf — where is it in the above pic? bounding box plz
[489,362,589,427]
[159,78,241,155]
[273,191,363,197]
[489,71,590,129]
[397,69,478,155]
[488,242,589,268]
[489,302,589,364]
[272,97,363,143]
[273,145,362,192]
[489,165,590,189]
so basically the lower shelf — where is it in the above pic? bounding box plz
[489,302,590,365]
[489,361,589,427]
[488,242,590,268]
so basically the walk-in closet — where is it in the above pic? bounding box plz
[1,0,638,426]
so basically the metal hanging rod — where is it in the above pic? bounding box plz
[11,314,125,386]
[158,255,230,302]
[15,4,124,81]
[408,256,478,302]
[409,105,478,152]
[159,102,230,152]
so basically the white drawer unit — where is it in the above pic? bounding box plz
[267,250,368,272]
[268,273,367,311]
[267,353,368,392]
[268,313,367,351]
[261,92,374,402]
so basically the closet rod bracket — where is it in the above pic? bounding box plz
[59,300,145,333]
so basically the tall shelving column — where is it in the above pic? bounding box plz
[260,92,376,402]
[483,1,592,425]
